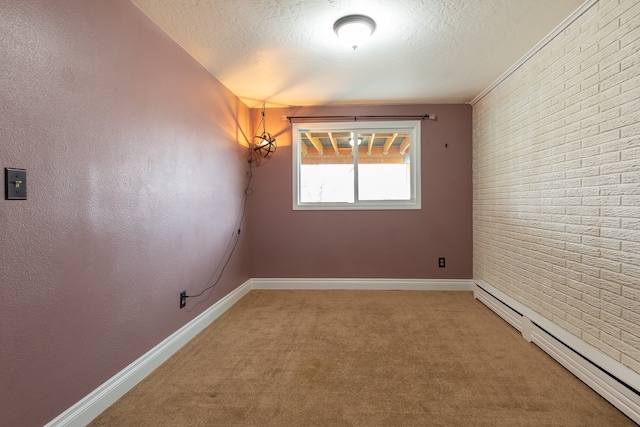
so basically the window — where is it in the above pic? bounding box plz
[293,120,421,210]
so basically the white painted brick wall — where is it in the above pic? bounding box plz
[473,0,640,374]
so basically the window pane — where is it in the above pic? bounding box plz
[293,121,420,210]
[357,132,411,201]
[299,132,354,203]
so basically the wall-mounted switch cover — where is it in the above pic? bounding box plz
[5,168,27,200]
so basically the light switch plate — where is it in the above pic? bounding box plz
[5,168,27,200]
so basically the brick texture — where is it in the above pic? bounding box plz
[473,0,640,373]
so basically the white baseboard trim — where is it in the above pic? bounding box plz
[474,280,640,424]
[45,278,473,426]
[45,280,253,427]
[250,278,474,291]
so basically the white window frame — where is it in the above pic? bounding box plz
[292,120,421,210]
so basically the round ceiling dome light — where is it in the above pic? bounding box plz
[333,14,376,50]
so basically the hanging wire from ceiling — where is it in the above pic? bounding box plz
[253,103,277,158]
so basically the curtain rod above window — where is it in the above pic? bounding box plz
[286,114,436,122]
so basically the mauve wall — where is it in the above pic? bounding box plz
[0,1,251,425]
[249,105,472,279]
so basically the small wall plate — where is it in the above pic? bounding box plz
[5,168,27,200]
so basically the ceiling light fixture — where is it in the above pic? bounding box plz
[333,14,376,50]
[253,103,277,158]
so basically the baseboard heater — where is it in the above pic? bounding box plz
[474,280,640,424]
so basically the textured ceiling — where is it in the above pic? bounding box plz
[131,0,586,108]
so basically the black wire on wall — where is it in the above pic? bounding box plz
[183,151,254,303]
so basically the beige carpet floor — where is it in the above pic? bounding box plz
[90,290,636,426]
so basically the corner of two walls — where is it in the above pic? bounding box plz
[1,0,474,424]
[473,0,640,375]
